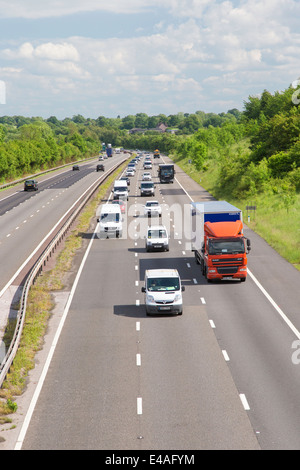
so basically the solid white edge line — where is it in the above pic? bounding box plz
[247,268,300,340]
[14,223,99,450]
[239,393,250,411]
[222,350,230,361]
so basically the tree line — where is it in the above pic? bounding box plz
[0,84,299,195]
[173,84,300,202]
[0,109,240,182]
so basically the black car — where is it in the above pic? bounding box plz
[96,164,105,171]
[73,165,79,170]
[24,179,38,191]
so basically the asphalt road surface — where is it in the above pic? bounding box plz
[1,153,300,450]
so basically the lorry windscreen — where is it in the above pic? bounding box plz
[208,238,245,255]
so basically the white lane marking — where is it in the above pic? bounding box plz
[247,269,300,340]
[136,321,140,331]
[200,297,206,304]
[186,263,191,268]
[240,393,250,411]
[136,299,140,306]
[209,320,216,328]
[136,354,141,366]
[137,397,143,415]
[193,278,197,284]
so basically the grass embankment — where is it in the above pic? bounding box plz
[0,163,126,423]
[173,151,300,272]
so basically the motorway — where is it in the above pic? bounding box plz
[1,152,300,450]
[0,155,126,352]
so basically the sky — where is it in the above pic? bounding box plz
[0,0,299,120]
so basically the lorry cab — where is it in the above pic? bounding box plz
[192,201,251,282]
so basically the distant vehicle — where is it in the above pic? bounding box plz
[142,172,152,181]
[96,164,105,171]
[106,144,113,157]
[144,200,162,217]
[73,165,79,170]
[141,269,184,315]
[127,163,136,172]
[158,164,175,183]
[140,181,155,197]
[112,199,126,214]
[113,179,129,200]
[119,176,130,186]
[145,225,169,252]
[126,168,135,177]
[143,161,152,170]
[99,155,104,161]
[24,179,38,191]
[153,149,160,158]
[115,148,121,154]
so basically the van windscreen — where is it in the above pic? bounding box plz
[147,277,179,291]
[101,213,120,222]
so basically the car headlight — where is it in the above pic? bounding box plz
[146,295,155,303]
[174,294,182,302]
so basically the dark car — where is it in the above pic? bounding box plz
[73,165,79,170]
[24,179,38,191]
[96,164,105,172]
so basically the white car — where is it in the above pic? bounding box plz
[126,168,135,177]
[145,225,169,252]
[142,172,152,181]
[144,200,162,217]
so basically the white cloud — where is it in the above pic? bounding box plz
[1,0,300,117]
[35,43,80,61]
[0,0,172,19]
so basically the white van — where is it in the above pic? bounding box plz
[141,269,185,315]
[140,181,155,197]
[98,203,122,238]
[113,179,129,200]
[145,225,169,252]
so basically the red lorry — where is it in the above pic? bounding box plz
[192,201,251,282]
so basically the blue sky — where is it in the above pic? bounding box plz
[0,0,299,119]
